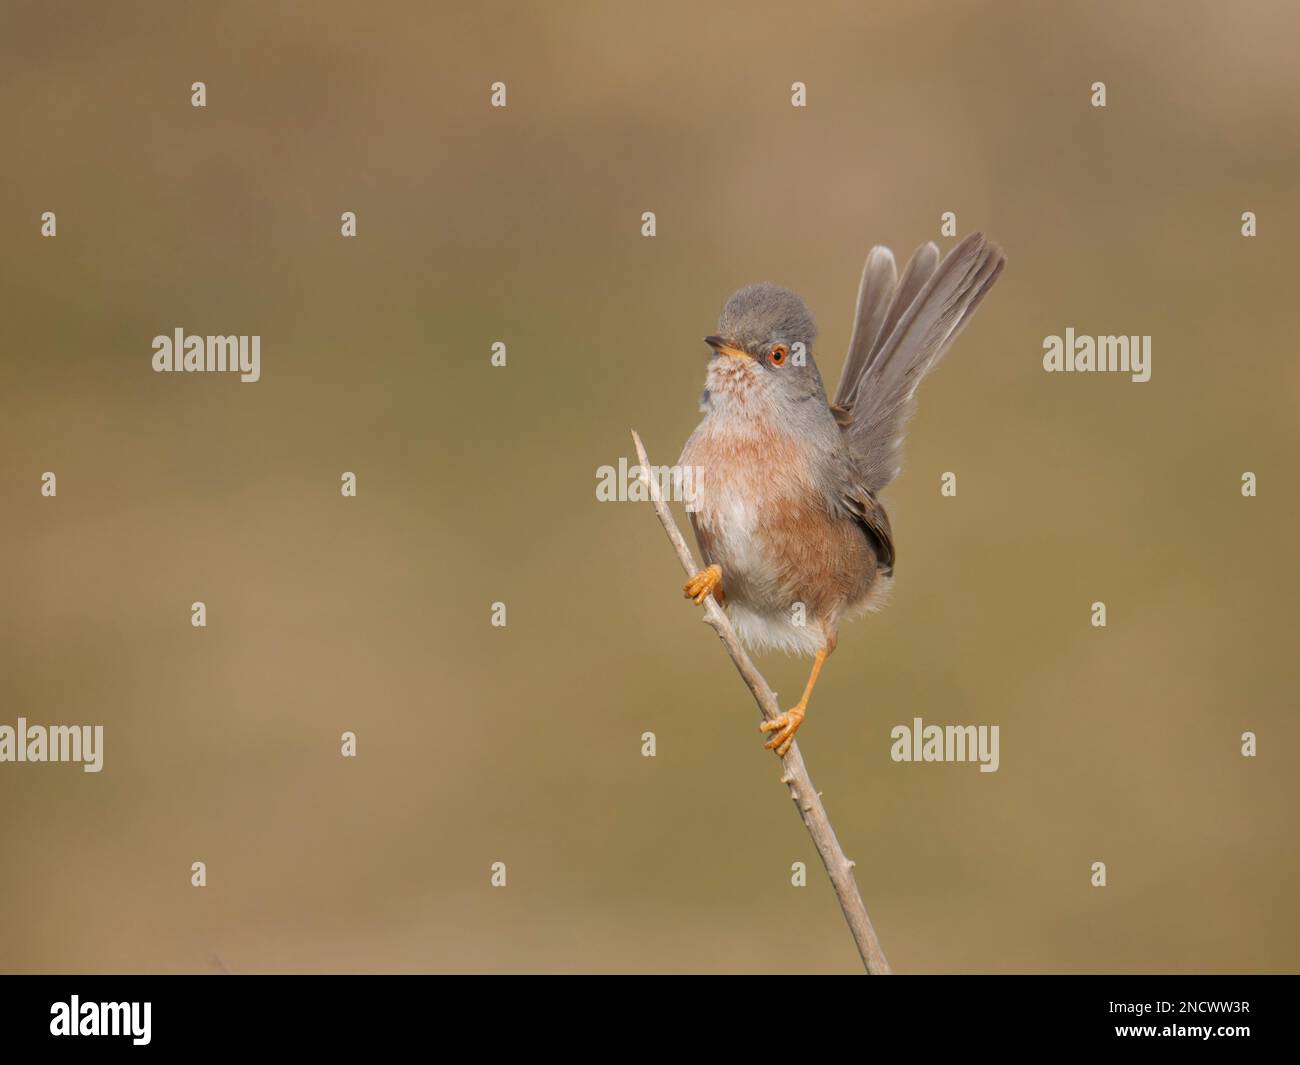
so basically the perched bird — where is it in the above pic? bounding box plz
[679,233,1005,755]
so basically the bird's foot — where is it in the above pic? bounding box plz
[760,704,806,757]
[683,564,723,605]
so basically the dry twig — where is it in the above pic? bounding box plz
[631,430,891,974]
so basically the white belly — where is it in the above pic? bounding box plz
[681,418,834,656]
[692,484,828,656]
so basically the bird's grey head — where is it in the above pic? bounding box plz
[701,283,827,414]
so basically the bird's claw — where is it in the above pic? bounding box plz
[683,564,722,605]
[760,706,806,757]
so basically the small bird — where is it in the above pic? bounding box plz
[679,232,1005,755]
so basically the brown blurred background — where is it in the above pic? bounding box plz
[1,0,1297,973]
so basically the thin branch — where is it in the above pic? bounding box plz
[631,430,892,975]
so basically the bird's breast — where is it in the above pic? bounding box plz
[680,416,880,625]
[682,420,816,584]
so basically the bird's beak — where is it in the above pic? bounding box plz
[704,335,749,360]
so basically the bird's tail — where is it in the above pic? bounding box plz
[832,232,1005,492]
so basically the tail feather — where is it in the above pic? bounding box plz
[834,242,944,411]
[834,233,1006,492]
[865,244,940,377]
[835,246,897,410]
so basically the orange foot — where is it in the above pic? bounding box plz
[683,564,723,605]
[759,704,806,757]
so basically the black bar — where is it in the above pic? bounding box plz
[0,975,1289,1052]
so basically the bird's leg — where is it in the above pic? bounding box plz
[683,563,724,605]
[760,646,829,757]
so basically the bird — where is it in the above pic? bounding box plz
[678,232,1006,756]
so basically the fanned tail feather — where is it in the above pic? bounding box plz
[833,232,1005,491]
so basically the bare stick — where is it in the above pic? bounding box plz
[631,430,892,975]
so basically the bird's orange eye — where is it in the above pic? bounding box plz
[768,344,788,366]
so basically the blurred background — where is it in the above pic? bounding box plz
[1,0,1297,973]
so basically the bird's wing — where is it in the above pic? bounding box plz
[835,233,1005,492]
[841,484,895,576]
